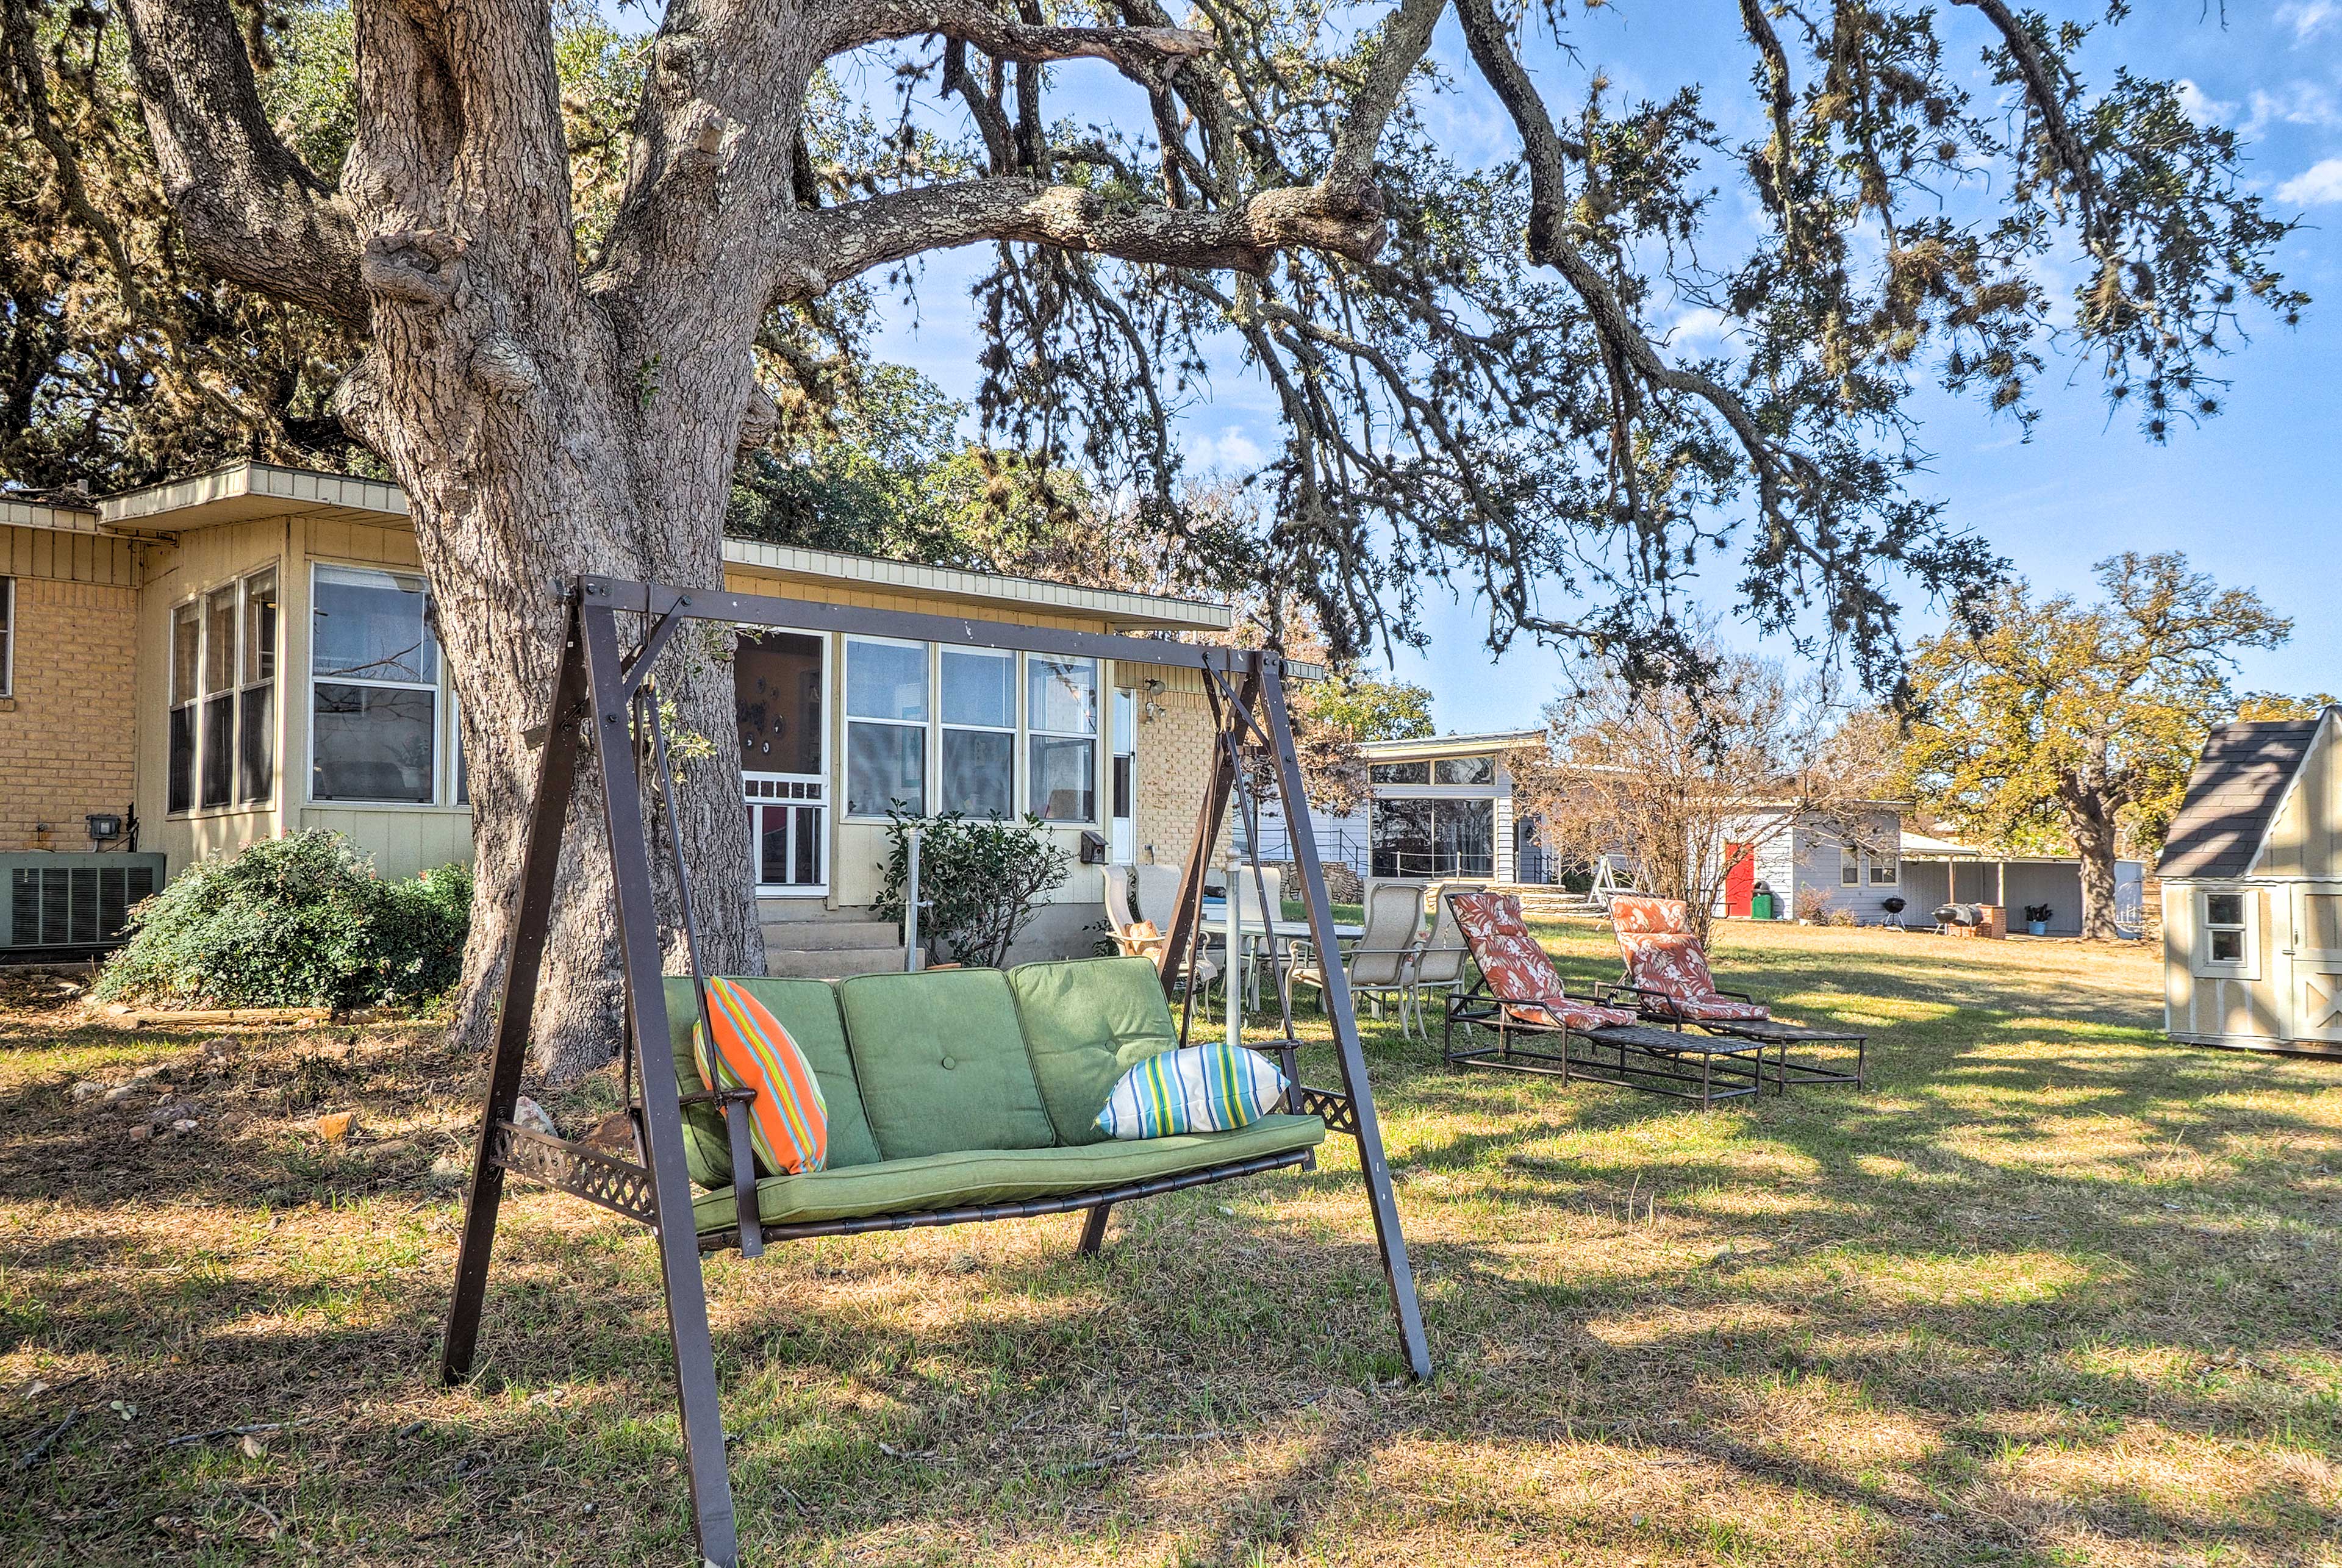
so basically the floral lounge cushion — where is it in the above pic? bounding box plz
[1616,932,1771,1022]
[1094,1041,1288,1140]
[1450,892,1568,1003]
[1611,895,1693,935]
[1503,998,1641,1032]
[693,976,829,1176]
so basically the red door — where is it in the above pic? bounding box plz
[1724,843,1755,917]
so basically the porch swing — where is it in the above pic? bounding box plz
[437,576,1430,1568]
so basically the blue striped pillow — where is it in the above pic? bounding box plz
[1094,1043,1288,1140]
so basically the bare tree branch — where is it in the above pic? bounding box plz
[828,0,1213,68]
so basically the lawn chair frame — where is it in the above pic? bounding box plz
[1442,976,1777,1108]
[438,577,1429,1567]
[1597,981,1868,1090]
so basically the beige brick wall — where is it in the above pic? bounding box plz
[1133,671,1229,877]
[0,575,140,851]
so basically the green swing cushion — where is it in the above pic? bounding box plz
[837,968,1058,1160]
[1006,956,1184,1145]
[662,976,883,1189]
[690,1112,1327,1232]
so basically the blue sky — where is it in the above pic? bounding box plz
[843,1,2342,731]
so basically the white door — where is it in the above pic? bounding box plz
[1109,687,1137,864]
[737,631,828,895]
[2291,886,2342,1040]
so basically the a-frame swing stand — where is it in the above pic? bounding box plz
[439,577,1430,1566]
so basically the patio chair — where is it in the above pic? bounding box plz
[1402,882,1482,1042]
[1287,879,1425,1025]
[1105,864,1218,1009]
[1232,865,1287,1004]
[1603,895,1866,1089]
[1445,891,1771,1107]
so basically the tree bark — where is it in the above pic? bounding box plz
[2069,807,2122,943]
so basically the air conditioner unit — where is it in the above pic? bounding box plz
[0,853,166,950]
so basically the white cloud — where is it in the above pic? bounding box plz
[1191,424,1264,470]
[2277,2,2338,41]
[1665,307,1733,351]
[2244,82,2342,134]
[2175,79,2235,129]
[2277,157,2342,206]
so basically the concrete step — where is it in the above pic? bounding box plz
[757,919,901,951]
[759,944,909,979]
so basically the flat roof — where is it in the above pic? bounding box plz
[1,497,103,532]
[1357,728,1545,762]
[45,462,1233,632]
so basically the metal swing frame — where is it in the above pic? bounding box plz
[438,576,1430,1567]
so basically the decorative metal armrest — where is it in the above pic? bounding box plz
[490,1121,658,1226]
[674,1085,763,1255]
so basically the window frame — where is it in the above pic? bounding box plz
[165,564,281,817]
[1023,652,1100,826]
[0,575,13,698]
[306,560,448,809]
[937,645,1017,820]
[2194,887,2258,979]
[841,634,931,821]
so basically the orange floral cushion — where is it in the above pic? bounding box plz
[1452,892,1566,1003]
[1503,998,1641,1031]
[1611,895,1693,934]
[1616,931,1771,1021]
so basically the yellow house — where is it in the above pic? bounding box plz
[0,463,1235,965]
[2159,706,2342,1056]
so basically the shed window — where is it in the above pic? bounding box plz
[2193,889,2258,978]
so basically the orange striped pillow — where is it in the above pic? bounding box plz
[691,978,828,1176]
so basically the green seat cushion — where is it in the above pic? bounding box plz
[692,1113,1326,1232]
[1007,956,1184,1145]
[837,969,1056,1160]
[663,976,882,1189]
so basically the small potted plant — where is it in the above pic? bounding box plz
[2023,902,2054,936]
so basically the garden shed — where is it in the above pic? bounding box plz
[2159,706,2342,1055]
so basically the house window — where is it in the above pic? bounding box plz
[1370,761,1430,785]
[238,568,278,802]
[845,636,926,817]
[1434,755,1495,786]
[1026,654,1097,822]
[0,576,13,696]
[311,565,440,803]
[1869,854,1898,886]
[939,647,1014,818]
[1840,845,1861,886]
[2197,889,2256,976]
[166,567,279,814]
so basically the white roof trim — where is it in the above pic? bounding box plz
[1357,728,1545,761]
[100,461,408,528]
[719,535,1230,631]
[1,498,103,533]
[2244,705,2338,880]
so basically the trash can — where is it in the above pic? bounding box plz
[1750,891,1775,921]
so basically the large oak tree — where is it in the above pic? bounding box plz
[4,0,2304,1074]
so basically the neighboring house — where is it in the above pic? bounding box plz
[2157,707,2342,1056]
[1250,729,1549,884]
[1897,829,2146,936]
[0,463,1238,964]
[1717,801,1909,923]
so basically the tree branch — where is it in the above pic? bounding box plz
[828,0,1212,68]
[1325,0,1446,188]
[784,174,1388,297]
[113,0,366,327]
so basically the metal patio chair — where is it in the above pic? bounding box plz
[1287,879,1424,1025]
[1402,882,1481,1043]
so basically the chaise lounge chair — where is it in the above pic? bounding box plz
[1442,891,1772,1107]
[1602,895,1867,1089]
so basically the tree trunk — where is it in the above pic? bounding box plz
[2069,808,2122,943]
[317,0,782,1080]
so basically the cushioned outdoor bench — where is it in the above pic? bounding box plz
[439,575,1428,1567]
[656,961,1329,1242]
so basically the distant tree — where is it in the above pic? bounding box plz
[1307,676,1434,744]
[1900,553,2290,940]
[2233,692,2337,723]
[1514,647,1889,942]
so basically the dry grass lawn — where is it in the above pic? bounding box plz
[2,922,2338,1566]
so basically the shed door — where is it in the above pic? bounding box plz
[2290,887,2342,1042]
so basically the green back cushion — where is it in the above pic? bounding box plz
[1007,956,1183,1146]
[837,969,1057,1159]
[662,976,882,1187]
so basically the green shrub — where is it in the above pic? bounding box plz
[873,812,1071,968]
[93,831,473,1010]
